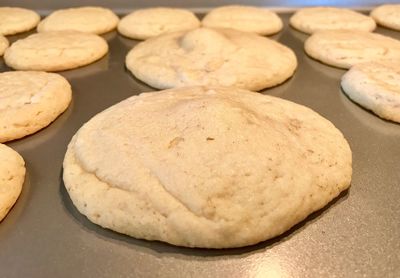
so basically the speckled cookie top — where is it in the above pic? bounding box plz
[341,62,400,122]
[64,86,352,248]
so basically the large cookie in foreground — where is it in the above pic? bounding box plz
[126,28,297,91]
[63,86,352,248]
[0,144,25,222]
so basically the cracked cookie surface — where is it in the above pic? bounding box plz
[0,143,25,222]
[126,27,297,91]
[4,31,108,71]
[63,86,352,248]
[0,71,72,142]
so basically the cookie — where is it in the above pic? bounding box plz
[371,4,400,31]
[118,7,200,40]
[37,6,119,34]
[304,30,400,69]
[290,7,376,34]
[0,71,72,142]
[0,35,8,56]
[202,5,283,35]
[0,144,25,222]
[0,7,40,36]
[4,31,108,71]
[341,62,400,123]
[63,86,352,248]
[126,27,297,91]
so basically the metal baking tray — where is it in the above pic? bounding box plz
[1,11,399,278]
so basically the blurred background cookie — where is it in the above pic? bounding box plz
[305,30,400,68]
[202,5,283,35]
[118,7,200,40]
[371,4,400,31]
[4,31,108,71]
[290,7,376,34]
[0,7,40,36]
[37,6,119,35]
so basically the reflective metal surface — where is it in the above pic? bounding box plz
[0,12,399,278]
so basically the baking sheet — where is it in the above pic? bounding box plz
[1,12,399,278]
